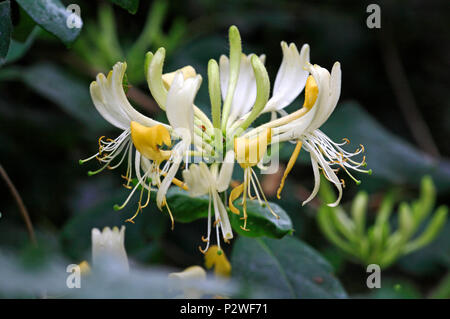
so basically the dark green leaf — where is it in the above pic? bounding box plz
[166,188,293,239]
[231,236,348,298]
[0,0,12,58]
[109,0,140,14]
[11,6,36,42]
[359,279,422,299]
[16,0,82,44]
[0,26,40,66]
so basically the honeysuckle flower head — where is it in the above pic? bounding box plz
[92,226,129,273]
[80,25,370,253]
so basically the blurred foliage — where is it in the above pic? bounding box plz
[0,0,449,299]
[74,1,185,84]
[317,175,448,269]
[231,236,347,298]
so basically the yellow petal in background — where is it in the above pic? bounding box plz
[162,66,197,89]
[204,245,231,278]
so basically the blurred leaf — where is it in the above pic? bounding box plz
[126,0,167,84]
[11,5,36,42]
[361,279,422,299]
[0,26,40,66]
[280,102,450,192]
[231,236,347,298]
[15,0,82,45]
[0,0,12,58]
[429,272,450,299]
[166,188,293,239]
[109,0,140,14]
[397,219,450,275]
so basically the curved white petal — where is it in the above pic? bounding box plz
[90,76,129,130]
[302,153,321,206]
[318,62,341,128]
[220,54,264,125]
[157,159,180,209]
[166,71,202,141]
[91,62,165,130]
[304,63,333,132]
[264,43,310,113]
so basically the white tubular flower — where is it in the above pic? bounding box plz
[156,71,203,217]
[92,226,129,273]
[274,62,370,207]
[80,62,166,178]
[225,42,310,133]
[168,266,207,299]
[220,54,265,128]
[182,151,235,253]
[263,42,310,114]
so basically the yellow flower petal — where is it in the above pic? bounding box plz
[229,183,244,215]
[234,128,271,168]
[130,121,171,162]
[78,260,91,276]
[303,75,318,109]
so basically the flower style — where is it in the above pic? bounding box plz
[182,151,235,252]
[81,25,370,254]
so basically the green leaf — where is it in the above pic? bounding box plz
[165,188,293,239]
[0,26,40,66]
[0,0,12,58]
[11,6,37,42]
[109,0,140,14]
[361,279,422,299]
[231,236,347,298]
[16,0,82,45]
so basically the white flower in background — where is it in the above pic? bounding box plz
[92,226,129,273]
[168,266,207,299]
[182,151,235,253]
